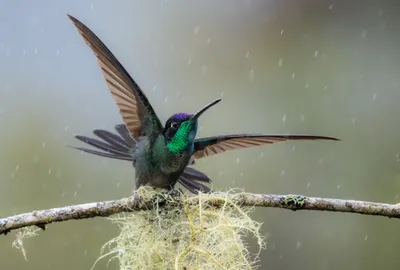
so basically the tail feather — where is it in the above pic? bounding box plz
[93,129,130,150]
[178,176,212,194]
[75,135,130,156]
[180,167,212,183]
[69,145,133,161]
[115,124,136,147]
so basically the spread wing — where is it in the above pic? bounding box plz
[67,14,163,139]
[193,134,339,159]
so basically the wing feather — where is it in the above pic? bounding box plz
[67,14,163,139]
[194,134,339,159]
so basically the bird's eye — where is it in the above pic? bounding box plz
[171,122,178,128]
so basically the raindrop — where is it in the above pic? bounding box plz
[259,152,264,159]
[291,73,296,79]
[249,67,255,81]
[61,191,66,197]
[296,241,302,249]
[90,3,94,10]
[116,182,121,188]
[361,30,367,38]
[305,84,309,88]
[282,114,287,122]
[193,26,200,36]
[42,142,47,148]
[56,169,62,178]
[329,4,333,10]
[23,50,27,56]
[300,115,305,121]
[236,157,240,164]
[364,235,368,241]
[48,168,52,175]
[314,50,319,57]
[240,172,244,177]
[245,51,250,58]
[218,171,223,177]
[56,49,60,56]
[164,97,168,103]
[318,158,324,164]
[280,29,284,35]
[15,165,19,172]
[187,59,192,65]
[64,126,69,131]
[10,172,15,179]
[280,170,285,176]
[169,42,175,50]
[74,191,77,197]
[324,85,328,90]
[278,58,283,67]
[152,85,157,91]
[372,93,377,101]
[351,118,357,124]
[34,47,38,55]
[220,92,224,98]
[206,38,211,44]
[307,182,311,189]
[337,184,341,189]
[291,146,296,151]
[201,65,208,73]
[33,155,40,163]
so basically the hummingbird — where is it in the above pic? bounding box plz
[67,14,339,194]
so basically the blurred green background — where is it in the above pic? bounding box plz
[1,0,400,269]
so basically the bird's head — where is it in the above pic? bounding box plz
[164,98,221,153]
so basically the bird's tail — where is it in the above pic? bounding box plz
[70,124,212,194]
[70,124,135,161]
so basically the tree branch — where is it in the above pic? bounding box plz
[1,193,400,235]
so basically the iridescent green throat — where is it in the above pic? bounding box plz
[167,121,193,153]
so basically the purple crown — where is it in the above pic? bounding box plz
[171,112,193,121]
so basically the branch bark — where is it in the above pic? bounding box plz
[1,193,400,235]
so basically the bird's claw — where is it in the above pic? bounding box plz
[167,188,184,197]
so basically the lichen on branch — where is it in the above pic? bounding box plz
[1,191,400,237]
[93,188,265,269]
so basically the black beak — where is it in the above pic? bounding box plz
[190,98,222,123]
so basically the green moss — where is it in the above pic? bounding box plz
[282,195,306,208]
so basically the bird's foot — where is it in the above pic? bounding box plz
[167,188,184,198]
[152,189,183,206]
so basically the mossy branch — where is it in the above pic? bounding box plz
[1,192,400,236]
